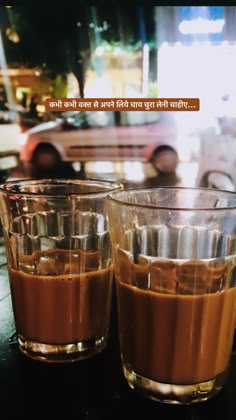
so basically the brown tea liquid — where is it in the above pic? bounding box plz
[9,249,113,345]
[115,249,236,385]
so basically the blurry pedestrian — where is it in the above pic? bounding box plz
[29,94,39,118]
[0,94,9,111]
[21,92,28,110]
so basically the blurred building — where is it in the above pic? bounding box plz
[156,7,236,118]
[0,67,51,111]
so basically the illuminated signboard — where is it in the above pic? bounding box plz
[178,6,225,42]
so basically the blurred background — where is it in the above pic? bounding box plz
[0,5,236,190]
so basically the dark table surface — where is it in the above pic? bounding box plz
[1,238,236,419]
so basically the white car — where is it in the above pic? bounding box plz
[18,111,179,177]
[0,110,21,181]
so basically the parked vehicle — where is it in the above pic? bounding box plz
[0,110,21,181]
[195,130,236,192]
[0,150,19,182]
[18,110,179,177]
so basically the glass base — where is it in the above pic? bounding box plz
[123,364,227,405]
[18,334,107,363]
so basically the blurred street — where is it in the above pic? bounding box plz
[7,158,199,190]
[83,160,199,188]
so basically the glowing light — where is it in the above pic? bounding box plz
[113,47,121,56]
[36,104,45,114]
[179,17,225,35]
[6,27,20,43]
[95,46,104,56]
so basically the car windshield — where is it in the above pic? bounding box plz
[61,110,168,130]
[62,111,112,129]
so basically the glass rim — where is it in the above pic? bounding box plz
[0,178,123,197]
[107,186,236,211]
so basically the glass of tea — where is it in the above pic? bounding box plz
[107,186,236,404]
[0,178,122,362]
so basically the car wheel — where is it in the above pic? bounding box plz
[32,144,61,173]
[151,146,178,173]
